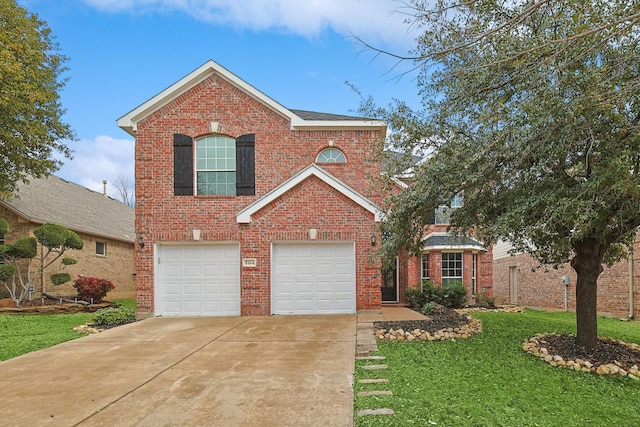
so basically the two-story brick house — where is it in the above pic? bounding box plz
[380,175,494,305]
[118,60,386,317]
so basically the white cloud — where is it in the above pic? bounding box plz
[54,135,135,197]
[80,0,418,49]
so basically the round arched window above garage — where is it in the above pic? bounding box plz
[316,147,346,163]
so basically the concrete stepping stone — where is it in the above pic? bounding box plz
[356,355,386,361]
[359,378,389,384]
[357,408,395,416]
[362,364,388,370]
[357,390,393,396]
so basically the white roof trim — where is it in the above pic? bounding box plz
[117,59,386,135]
[423,245,487,252]
[237,164,383,223]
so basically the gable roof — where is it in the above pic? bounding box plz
[422,232,487,252]
[2,175,135,243]
[237,164,383,223]
[117,60,386,136]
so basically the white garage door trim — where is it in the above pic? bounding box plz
[155,243,240,316]
[271,241,356,315]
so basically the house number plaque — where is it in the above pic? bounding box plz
[242,258,257,267]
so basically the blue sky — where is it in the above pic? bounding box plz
[19,0,422,197]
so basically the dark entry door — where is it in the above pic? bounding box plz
[381,265,398,303]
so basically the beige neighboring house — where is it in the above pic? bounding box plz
[0,175,135,300]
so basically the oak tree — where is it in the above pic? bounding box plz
[365,0,640,348]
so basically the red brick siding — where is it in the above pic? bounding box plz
[393,224,494,305]
[133,74,383,316]
[494,235,640,318]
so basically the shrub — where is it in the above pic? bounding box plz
[421,279,442,304]
[440,281,468,308]
[73,276,115,303]
[50,273,71,286]
[405,287,426,309]
[475,291,497,308]
[422,301,446,315]
[93,305,136,326]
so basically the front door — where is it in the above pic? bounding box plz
[381,259,398,303]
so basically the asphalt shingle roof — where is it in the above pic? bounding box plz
[422,234,486,251]
[2,175,134,243]
[289,109,369,121]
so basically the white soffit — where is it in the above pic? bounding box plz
[236,164,383,223]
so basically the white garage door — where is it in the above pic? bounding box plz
[156,244,240,316]
[271,242,356,315]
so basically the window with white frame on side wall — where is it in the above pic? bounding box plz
[441,252,462,284]
[472,253,478,295]
[96,241,107,256]
[421,253,429,281]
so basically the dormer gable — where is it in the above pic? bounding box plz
[117,59,386,136]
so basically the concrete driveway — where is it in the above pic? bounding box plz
[0,315,356,426]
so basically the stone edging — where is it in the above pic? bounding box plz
[522,333,640,380]
[375,316,482,342]
[456,306,525,314]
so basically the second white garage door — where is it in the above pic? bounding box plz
[156,244,240,316]
[271,242,356,315]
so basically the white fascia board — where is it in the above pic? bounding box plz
[289,118,387,131]
[423,245,488,252]
[117,60,294,136]
[389,175,409,189]
[237,164,383,223]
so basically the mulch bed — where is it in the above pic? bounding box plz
[0,297,110,314]
[540,334,640,372]
[373,309,469,333]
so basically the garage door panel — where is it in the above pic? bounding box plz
[272,242,355,315]
[157,244,240,316]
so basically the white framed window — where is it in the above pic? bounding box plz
[433,193,463,224]
[316,148,346,163]
[96,241,106,256]
[196,135,236,195]
[441,252,462,284]
[472,253,477,295]
[421,253,429,280]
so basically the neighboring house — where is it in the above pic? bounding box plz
[383,171,494,305]
[0,175,136,300]
[117,60,386,317]
[493,238,640,319]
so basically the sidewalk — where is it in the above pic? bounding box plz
[356,307,426,356]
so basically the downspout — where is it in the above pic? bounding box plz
[629,246,635,320]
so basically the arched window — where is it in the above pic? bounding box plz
[316,147,346,163]
[196,135,236,195]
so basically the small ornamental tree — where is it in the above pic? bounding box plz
[0,221,83,306]
[72,276,115,303]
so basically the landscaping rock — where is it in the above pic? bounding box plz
[523,333,640,380]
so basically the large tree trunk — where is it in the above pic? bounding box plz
[570,239,606,349]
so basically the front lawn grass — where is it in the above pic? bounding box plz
[355,310,640,426]
[0,299,136,361]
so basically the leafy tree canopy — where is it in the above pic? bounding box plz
[0,0,74,197]
[363,0,640,347]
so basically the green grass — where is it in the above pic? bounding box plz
[355,310,640,426]
[0,299,136,361]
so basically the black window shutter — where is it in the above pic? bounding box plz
[173,134,193,196]
[236,134,255,196]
